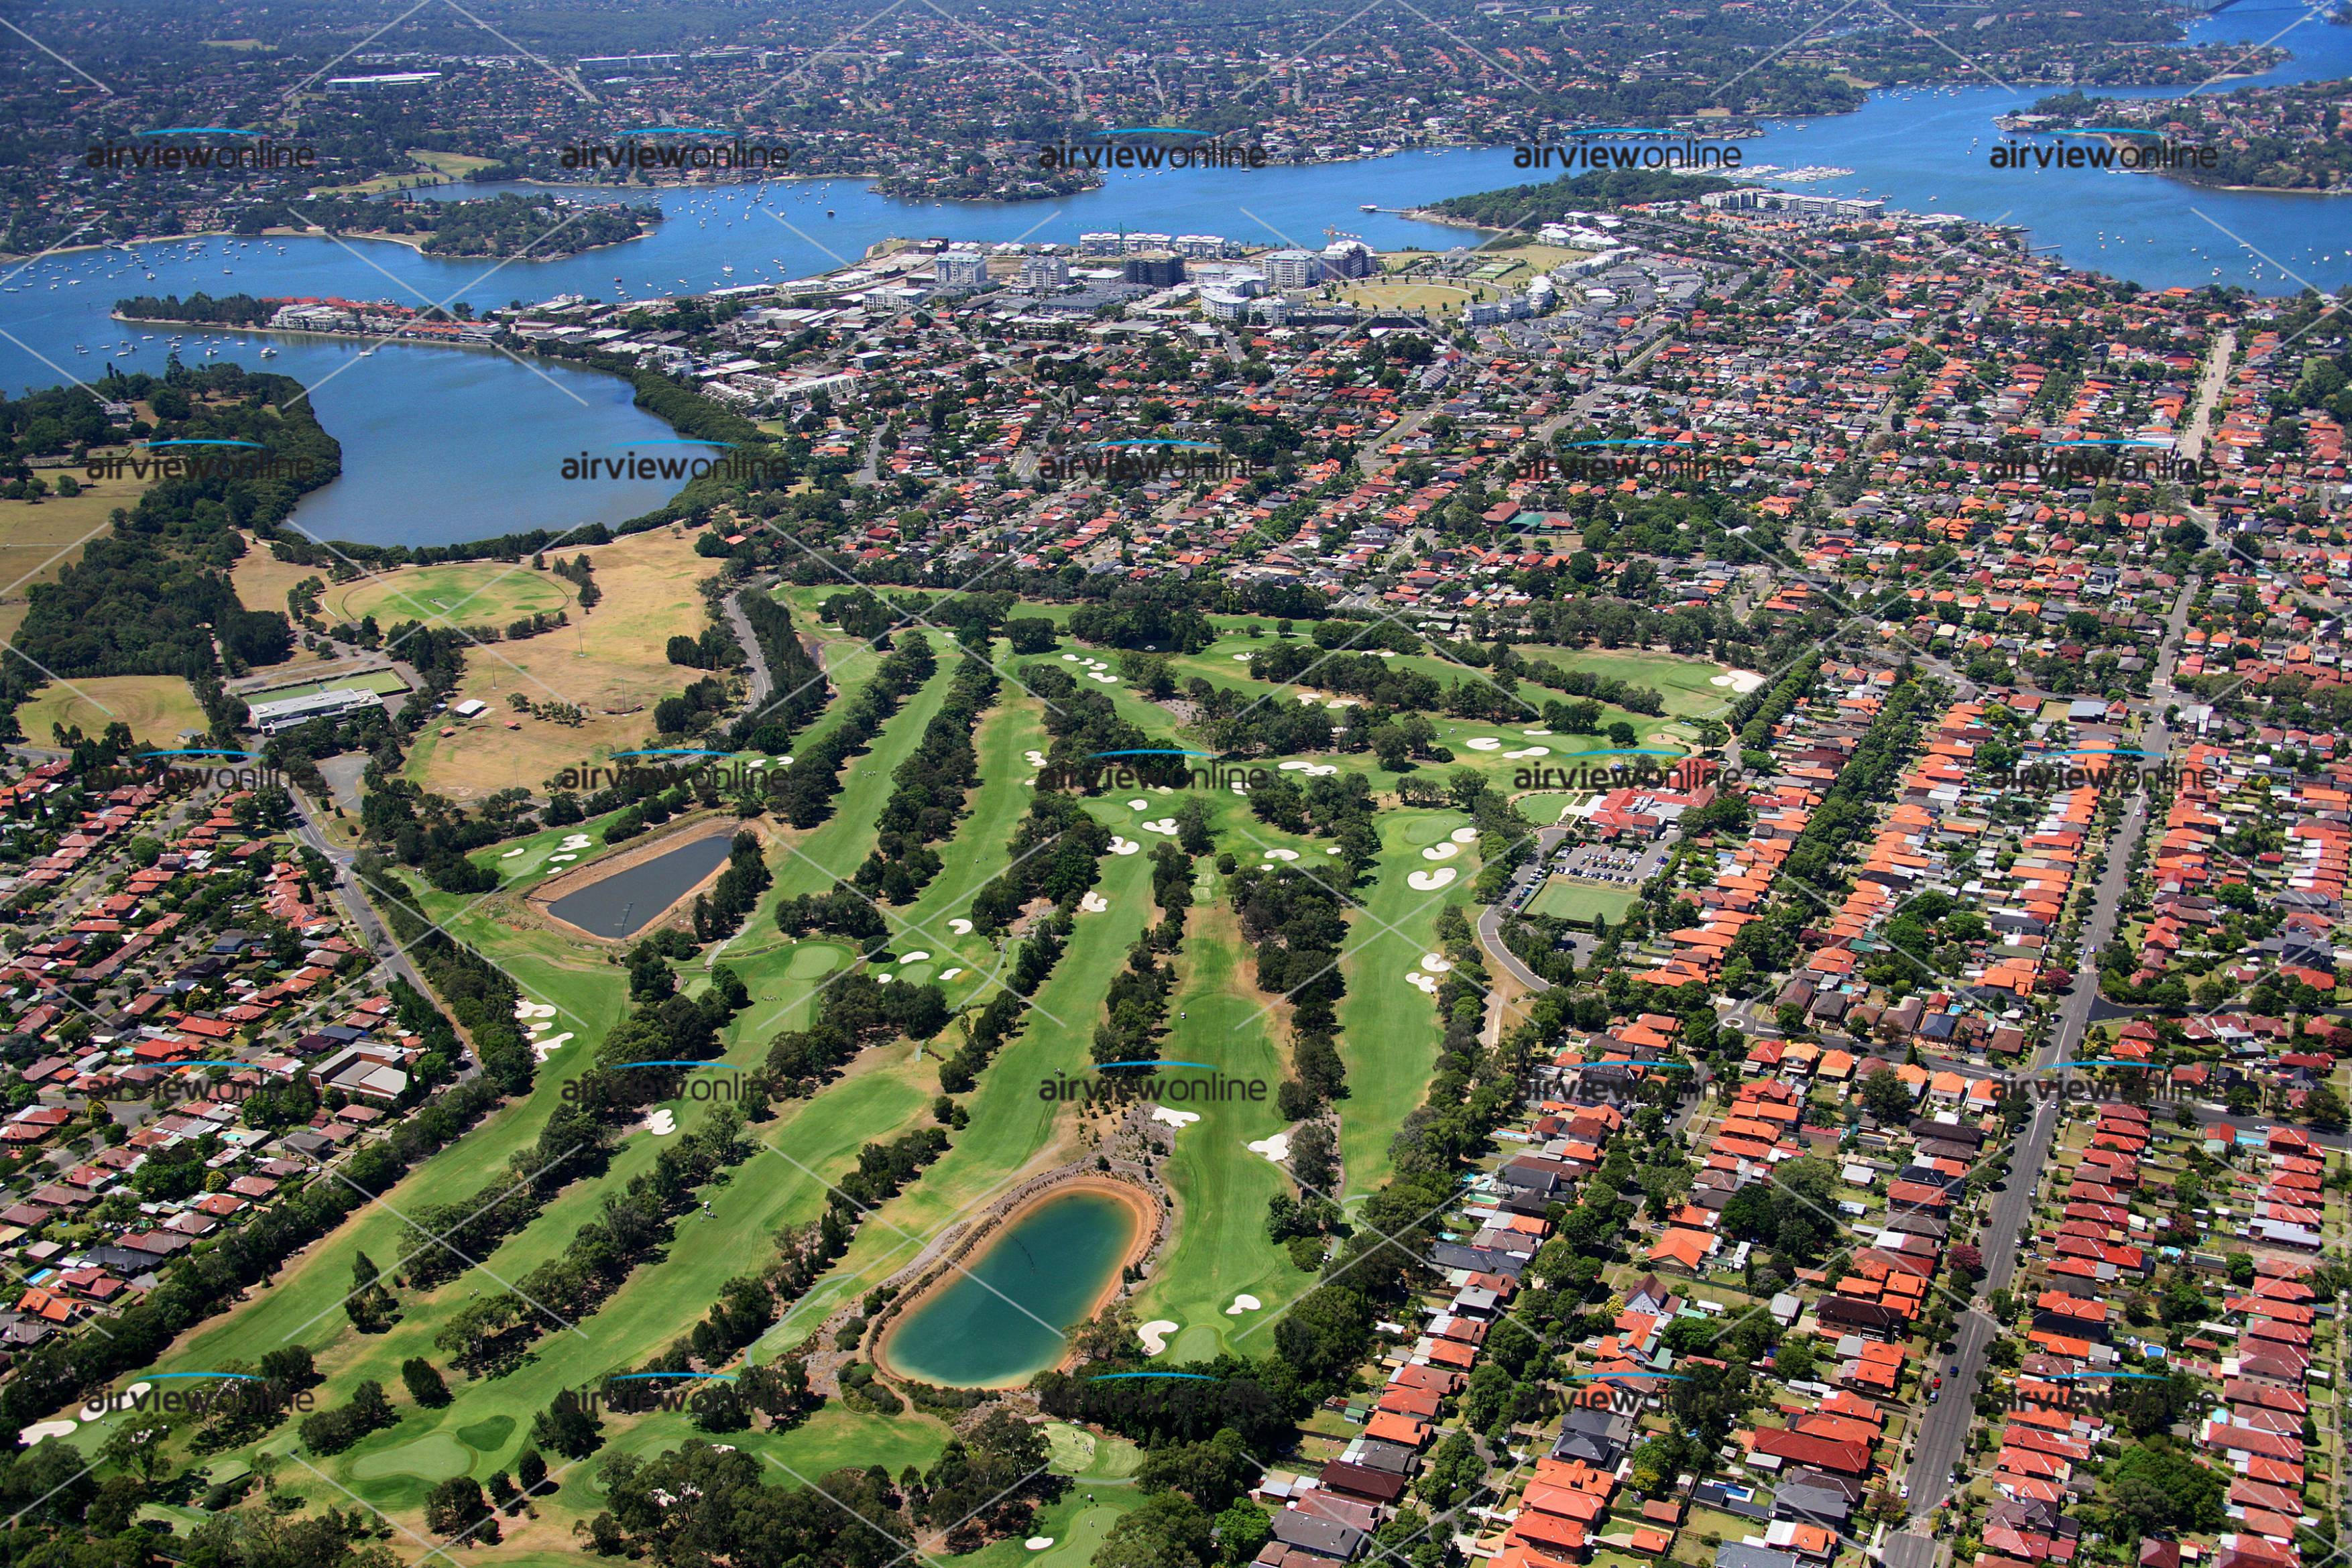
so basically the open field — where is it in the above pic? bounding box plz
[0,472,158,643]
[15,674,208,746]
[394,528,716,801]
[327,560,577,631]
[1527,876,1641,926]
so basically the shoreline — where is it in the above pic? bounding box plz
[872,1176,1160,1389]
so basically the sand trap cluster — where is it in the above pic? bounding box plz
[1405,971,1441,995]
[639,1108,678,1136]
[1246,1132,1291,1162]
[949,918,974,935]
[1451,827,1478,844]
[1464,737,1503,752]
[1407,867,1458,892]
[1141,818,1178,835]
[1262,847,1299,861]
[1151,1107,1199,1131]
[1079,891,1110,913]
[1422,953,1455,973]
[1421,842,1460,862]
[1138,1321,1178,1355]
[1109,837,1141,855]
[1226,1294,1262,1315]
[1026,749,1050,768]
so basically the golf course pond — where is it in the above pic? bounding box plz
[545,830,736,939]
[878,1184,1148,1387]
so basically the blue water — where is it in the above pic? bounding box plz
[1,7,2344,546]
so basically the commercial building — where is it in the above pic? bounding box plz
[247,686,388,735]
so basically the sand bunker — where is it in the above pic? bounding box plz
[1128,798,1150,809]
[1295,693,1321,707]
[558,835,592,850]
[900,951,931,963]
[548,855,577,864]
[639,1108,677,1136]
[501,847,525,859]
[1026,750,1050,768]
[949,918,974,935]
[939,968,963,981]
[1138,1321,1178,1355]
[1278,760,1311,772]
[1226,1294,1262,1315]
[1151,1107,1199,1131]
[1421,843,1460,861]
[1464,737,1503,752]
[1110,837,1141,855]
[1080,891,1110,913]
[1450,828,1478,845]
[1523,729,1552,737]
[1422,953,1455,973]
[1090,672,1118,683]
[1504,747,1549,760]
[1141,818,1178,834]
[1061,654,1080,662]
[1246,1132,1291,1162]
[1407,867,1458,892]
[1725,670,1765,692]
[1305,764,1338,776]
[1230,783,1249,795]
[19,1419,75,1443]
[1326,699,1358,710]
[512,1000,557,1020]
[1405,971,1440,994]
[1263,848,1299,861]
[1026,1541,1055,1552]
[876,973,894,985]
[1326,847,1342,855]
[1233,653,1252,661]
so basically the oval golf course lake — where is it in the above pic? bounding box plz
[882,1187,1142,1387]
[546,831,735,939]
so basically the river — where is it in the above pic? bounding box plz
[2,5,2343,548]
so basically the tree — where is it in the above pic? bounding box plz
[402,1357,452,1408]
[1096,1493,1216,1568]
[532,1388,605,1459]
[2305,1082,2345,1132]
[347,1250,396,1331]
[1214,1502,1271,1565]
[424,1476,497,1543]
[1858,1063,1912,1123]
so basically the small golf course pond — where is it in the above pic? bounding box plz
[547,831,734,939]
[880,1187,1142,1386]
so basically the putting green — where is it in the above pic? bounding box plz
[348,1430,472,1482]
[453,1414,514,1451]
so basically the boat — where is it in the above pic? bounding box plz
[259,346,278,357]
[1361,202,1378,212]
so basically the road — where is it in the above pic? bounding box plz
[286,785,429,1002]
[1475,827,1570,991]
[723,582,776,713]
[1883,578,2198,1568]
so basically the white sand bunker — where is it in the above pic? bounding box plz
[1247,1132,1291,1162]
[1090,672,1118,684]
[1421,843,1460,861]
[939,968,963,981]
[1080,891,1110,913]
[1127,798,1150,810]
[1226,1294,1262,1315]
[559,835,591,850]
[1138,1321,1179,1355]
[1230,783,1249,795]
[949,918,974,935]
[1326,699,1358,710]
[1110,837,1141,855]
[1326,847,1342,855]
[548,855,577,864]
[1422,953,1455,973]
[1263,848,1299,861]
[1026,1541,1056,1552]
[501,847,525,859]
[1232,653,1252,661]
[1151,1107,1199,1131]
[1026,750,1049,768]
[900,951,931,963]
[778,756,794,767]
[1725,670,1765,692]
[1464,737,1503,751]
[1376,650,1397,658]
[513,1000,557,1020]
[1061,654,1080,662]
[876,972,895,985]
[1523,729,1552,737]
[1305,764,1338,776]
[1504,747,1549,760]
[21,1419,76,1443]
[1450,827,1478,844]
[1405,971,1440,994]
[1295,693,1321,707]
[1408,867,1458,892]
[1086,660,1106,670]
[639,1108,677,1136]
[1141,818,1178,835]
[1278,760,1312,772]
